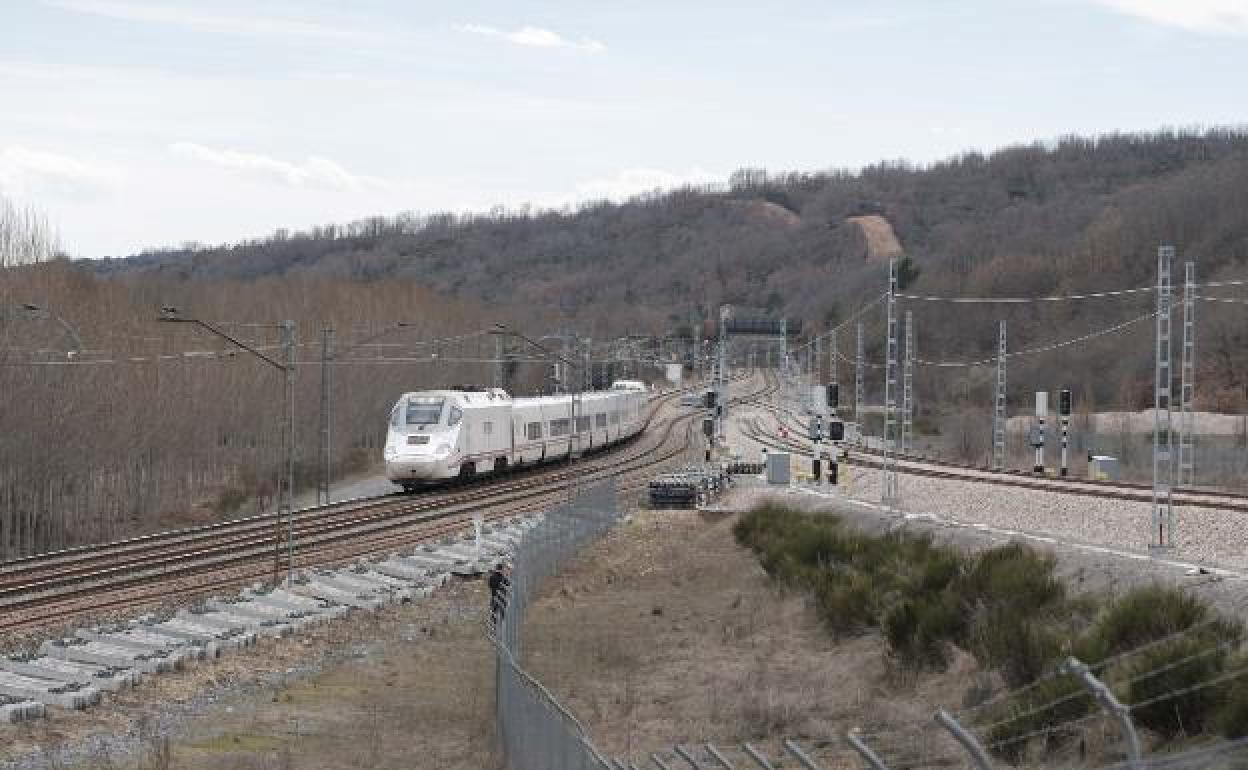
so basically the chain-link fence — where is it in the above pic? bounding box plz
[493,480,619,770]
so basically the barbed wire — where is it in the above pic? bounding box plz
[982,710,1105,752]
[950,608,1248,728]
[1128,664,1248,712]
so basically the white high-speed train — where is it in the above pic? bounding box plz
[384,386,647,492]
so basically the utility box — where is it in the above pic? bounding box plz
[808,385,828,415]
[766,452,791,485]
[1089,455,1120,482]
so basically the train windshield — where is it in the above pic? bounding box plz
[405,397,445,426]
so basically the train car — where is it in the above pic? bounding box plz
[384,386,647,492]
[384,388,512,490]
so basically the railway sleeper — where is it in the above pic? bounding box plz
[42,638,173,675]
[0,671,101,710]
[150,617,253,652]
[206,599,321,632]
[242,589,350,623]
[0,695,45,723]
[184,608,291,639]
[0,657,134,692]
[288,580,384,611]
[74,629,200,666]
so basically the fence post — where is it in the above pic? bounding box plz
[705,743,736,768]
[934,709,994,770]
[741,744,776,770]
[674,745,703,768]
[783,739,825,770]
[844,729,890,770]
[1064,656,1142,770]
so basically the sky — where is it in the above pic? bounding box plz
[1,0,1246,257]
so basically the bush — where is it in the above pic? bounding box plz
[956,542,1064,611]
[983,676,1094,763]
[1126,636,1233,739]
[1088,585,1231,656]
[813,570,878,636]
[884,592,964,668]
[1214,667,1248,739]
[212,485,249,515]
[970,606,1063,689]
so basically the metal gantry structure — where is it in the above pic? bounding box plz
[901,309,914,455]
[991,320,1007,471]
[1152,245,1176,551]
[881,258,900,506]
[855,321,865,421]
[157,308,298,584]
[1179,261,1196,487]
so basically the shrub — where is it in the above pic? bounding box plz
[970,606,1063,689]
[813,570,878,636]
[982,676,1094,763]
[1214,666,1248,739]
[884,592,964,668]
[1088,585,1231,656]
[1125,636,1233,739]
[212,485,249,515]
[957,542,1064,611]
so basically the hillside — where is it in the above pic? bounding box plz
[89,129,1248,406]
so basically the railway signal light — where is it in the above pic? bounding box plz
[827,383,839,409]
[1059,389,1072,417]
[828,420,845,442]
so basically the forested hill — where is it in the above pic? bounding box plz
[91,129,1248,365]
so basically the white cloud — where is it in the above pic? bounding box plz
[43,0,356,38]
[0,146,112,200]
[575,168,721,201]
[456,23,605,52]
[1091,0,1248,35]
[170,142,381,191]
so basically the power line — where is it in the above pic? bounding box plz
[913,312,1156,368]
[896,286,1156,304]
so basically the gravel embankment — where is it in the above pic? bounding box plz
[724,403,1248,573]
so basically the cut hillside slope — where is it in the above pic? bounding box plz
[847,214,904,261]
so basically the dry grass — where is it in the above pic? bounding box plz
[519,507,977,763]
[3,581,499,770]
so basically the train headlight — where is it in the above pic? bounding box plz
[435,443,451,457]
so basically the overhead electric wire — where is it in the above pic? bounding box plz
[913,312,1156,368]
[0,327,499,368]
[789,293,887,355]
[895,285,1156,303]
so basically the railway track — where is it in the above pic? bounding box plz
[0,376,775,634]
[739,387,1248,512]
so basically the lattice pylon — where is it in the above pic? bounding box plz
[1152,245,1175,551]
[882,259,900,506]
[992,320,1007,471]
[1178,261,1196,487]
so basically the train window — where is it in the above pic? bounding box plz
[526,422,542,440]
[595,413,607,428]
[549,418,570,436]
[483,421,493,435]
[447,405,463,427]
[406,397,444,426]
[390,406,401,428]
[576,416,591,432]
